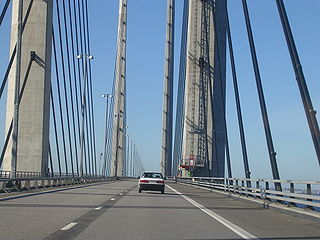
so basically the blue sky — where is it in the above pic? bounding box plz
[0,0,319,180]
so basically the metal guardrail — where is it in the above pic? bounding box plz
[0,171,108,180]
[0,170,43,179]
[177,177,320,211]
[0,171,119,192]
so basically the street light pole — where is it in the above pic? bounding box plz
[11,0,23,179]
[102,94,112,176]
[132,142,136,177]
[78,54,93,178]
[99,152,103,176]
[130,140,134,177]
[125,132,132,176]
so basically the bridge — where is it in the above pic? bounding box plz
[0,0,320,239]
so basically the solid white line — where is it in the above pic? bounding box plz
[167,185,259,240]
[95,206,103,210]
[110,198,116,201]
[60,222,78,231]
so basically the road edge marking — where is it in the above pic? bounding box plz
[167,185,259,240]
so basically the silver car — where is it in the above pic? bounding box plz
[138,172,165,194]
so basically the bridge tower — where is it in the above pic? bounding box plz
[160,0,175,177]
[110,0,128,177]
[178,0,227,177]
[2,0,53,175]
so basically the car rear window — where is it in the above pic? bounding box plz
[143,173,163,179]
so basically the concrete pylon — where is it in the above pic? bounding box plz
[110,0,127,177]
[180,0,227,177]
[2,0,53,174]
[160,0,175,177]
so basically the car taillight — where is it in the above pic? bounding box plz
[139,179,148,183]
[156,180,164,184]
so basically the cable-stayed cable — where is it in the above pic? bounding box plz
[0,0,34,100]
[67,0,81,174]
[0,0,11,28]
[50,85,62,176]
[242,0,281,189]
[61,0,79,175]
[225,6,250,179]
[52,29,69,175]
[276,0,320,168]
[55,0,75,175]
[85,0,97,175]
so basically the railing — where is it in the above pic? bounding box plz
[177,177,320,211]
[0,171,119,192]
[0,171,110,180]
[0,171,44,179]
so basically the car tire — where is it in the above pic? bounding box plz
[138,189,142,193]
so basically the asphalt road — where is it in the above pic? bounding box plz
[0,180,319,240]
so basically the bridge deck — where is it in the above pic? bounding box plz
[0,180,319,240]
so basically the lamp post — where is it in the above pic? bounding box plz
[102,93,113,176]
[77,54,93,177]
[125,132,132,176]
[99,152,103,176]
[130,140,134,177]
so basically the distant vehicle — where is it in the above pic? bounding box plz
[138,172,165,194]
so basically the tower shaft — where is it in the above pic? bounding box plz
[160,0,175,177]
[110,0,128,177]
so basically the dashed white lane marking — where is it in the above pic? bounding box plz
[119,193,123,196]
[167,185,259,240]
[60,222,78,231]
[95,206,103,210]
[110,198,116,201]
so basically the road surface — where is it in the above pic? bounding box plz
[0,180,319,240]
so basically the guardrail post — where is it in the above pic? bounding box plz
[241,180,245,196]
[306,184,314,210]
[235,179,239,195]
[13,180,21,190]
[289,182,296,206]
[0,181,6,192]
[256,181,260,199]
[23,180,30,189]
[265,182,270,201]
